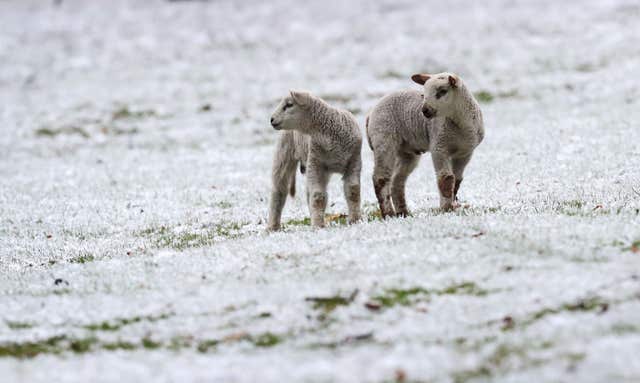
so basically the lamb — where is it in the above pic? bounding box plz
[366,72,484,217]
[267,90,362,231]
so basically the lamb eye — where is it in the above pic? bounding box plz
[435,88,448,99]
[283,101,294,110]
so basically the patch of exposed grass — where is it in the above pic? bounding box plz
[0,329,284,358]
[453,340,586,383]
[0,335,71,358]
[141,337,162,349]
[371,287,431,308]
[453,341,554,383]
[285,217,311,227]
[306,290,358,313]
[308,332,375,350]
[196,339,219,353]
[286,210,384,228]
[552,199,586,216]
[69,253,95,264]
[285,214,349,227]
[506,296,610,330]
[251,332,282,348]
[440,281,489,296]
[378,70,405,79]
[83,313,172,332]
[474,90,495,103]
[102,340,137,351]
[111,106,158,120]
[5,321,34,330]
[53,288,71,295]
[370,282,489,308]
[69,337,97,353]
[139,221,245,250]
[473,89,519,104]
[35,126,90,138]
[611,323,640,335]
[215,201,233,209]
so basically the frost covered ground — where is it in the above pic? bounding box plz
[1,0,639,382]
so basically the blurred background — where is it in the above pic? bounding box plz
[1,1,640,382]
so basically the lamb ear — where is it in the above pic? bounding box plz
[411,73,431,85]
[448,75,459,88]
[289,90,311,106]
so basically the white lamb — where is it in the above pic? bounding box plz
[267,90,362,231]
[366,72,484,217]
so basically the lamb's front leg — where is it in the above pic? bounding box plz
[431,151,455,211]
[342,159,362,224]
[452,155,472,206]
[306,163,329,228]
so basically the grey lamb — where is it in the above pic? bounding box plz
[366,72,484,217]
[267,90,362,230]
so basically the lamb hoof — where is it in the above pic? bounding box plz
[395,210,411,218]
[266,225,281,232]
[440,203,454,212]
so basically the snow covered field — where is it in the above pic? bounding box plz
[1,0,639,381]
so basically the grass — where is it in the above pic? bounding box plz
[5,321,34,330]
[378,70,406,79]
[111,106,158,120]
[305,290,358,313]
[0,335,71,358]
[370,287,431,308]
[35,126,90,138]
[285,208,382,228]
[141,337,162,349]
[501,296,610,330]
[473,89,519,104]
[69,253,96,264]
[139,221,245,250]
[103,341,137,351]
[83,313,172,332]
[0,329,283,358]
[611,323,640,335]
[369,282,490,308]
[251,332,282,348]
[474,90,495,103]
[452,339,587,383]
[196,339,219,353]
[215,201,233,209]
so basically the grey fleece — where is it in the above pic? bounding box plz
[367,73,484,216]
[267,91,362,230]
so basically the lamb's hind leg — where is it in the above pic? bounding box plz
[372,148,395,218]
[267,158,298,231]
[391,152,420,217]
[267,133,298,231]
[343,158,362,224]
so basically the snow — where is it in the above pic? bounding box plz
[1,0,639,382]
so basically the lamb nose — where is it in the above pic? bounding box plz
[270,117,275,124]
